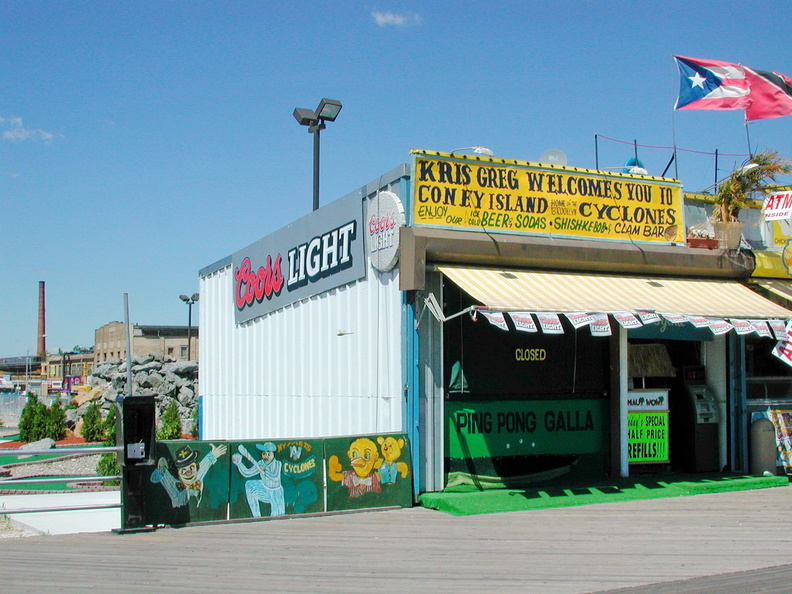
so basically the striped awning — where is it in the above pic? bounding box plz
[439,266,792,319]
[752,278,792,303]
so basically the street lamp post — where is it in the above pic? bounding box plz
[179,293,199,361]
[293,98,343,211]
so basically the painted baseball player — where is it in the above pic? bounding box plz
[232,442,286,517]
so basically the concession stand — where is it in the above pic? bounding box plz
[199,150,792,496]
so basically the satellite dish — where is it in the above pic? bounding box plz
[540,149,568,166]
[623,157,647,174]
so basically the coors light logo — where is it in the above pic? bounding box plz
[234,220,357,312]
[234,255,284,309]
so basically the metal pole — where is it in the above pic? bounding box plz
[313,125,321,211]
[124,293,133,398]
[594,134,599,170]
[187,301,193,361]
[745,122,753,158]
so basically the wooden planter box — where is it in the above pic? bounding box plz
[687,237,719,249]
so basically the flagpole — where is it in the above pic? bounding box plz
[670,55,679,179]
[744,120,753,158]
[594,134,599,170]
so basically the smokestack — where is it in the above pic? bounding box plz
[37,281,46,362]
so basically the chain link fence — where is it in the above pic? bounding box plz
[0,392,57,425]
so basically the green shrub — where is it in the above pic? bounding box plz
[102,405,117,445]
[97,404,120,484]
[81,402,105,443]
[18,392,47,442]
[157,400,182,440]
[45,399,67,441]
[190,406,199,439]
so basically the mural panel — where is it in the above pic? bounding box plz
[146,441,230,525]
[228,439,324,519]
[325,434,413,512]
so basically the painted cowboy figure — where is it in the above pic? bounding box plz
[151,443,227,508]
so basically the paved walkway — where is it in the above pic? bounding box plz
[0,491,120,535]
[1,486,791,592]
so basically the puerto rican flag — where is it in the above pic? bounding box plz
[674,55,792,121]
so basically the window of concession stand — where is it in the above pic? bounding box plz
[745,261,792,473]
[428,266,792,487]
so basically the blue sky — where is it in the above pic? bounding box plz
[2,1,791,358]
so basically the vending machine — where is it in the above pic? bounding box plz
[679,366,720,472]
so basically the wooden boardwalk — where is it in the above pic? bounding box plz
[1,486,791,593]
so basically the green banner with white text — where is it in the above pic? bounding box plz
[446,399,608,459]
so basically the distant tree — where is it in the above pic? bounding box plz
[102,404,117,444]
[157,400,182,440]
[97,404,120,484]
[19,392,47,443]
[81,402,104,443]
[45,399,67,441]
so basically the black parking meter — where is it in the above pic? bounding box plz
[116,395,156,533]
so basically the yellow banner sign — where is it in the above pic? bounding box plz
[412,153,684,243]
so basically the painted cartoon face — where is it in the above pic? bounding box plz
[261,450,275,464]
[379,436,404,464]
[347,438,379,479]
[178,462,199,485]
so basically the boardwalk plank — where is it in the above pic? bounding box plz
[0,488,791,592]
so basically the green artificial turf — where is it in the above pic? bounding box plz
[419,473,789,516]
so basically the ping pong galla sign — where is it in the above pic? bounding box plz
[232,193,366,323]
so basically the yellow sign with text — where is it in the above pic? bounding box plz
[412,153,684,243]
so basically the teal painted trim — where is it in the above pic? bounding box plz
[402,290,421,496]
[728,334,748,472]
[197,394,203,441]
[401,163,413,226]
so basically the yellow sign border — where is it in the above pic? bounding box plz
[411,150,684,243]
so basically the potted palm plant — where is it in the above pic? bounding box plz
[713,150,792,248]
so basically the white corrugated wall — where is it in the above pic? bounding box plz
[199,263,403,440]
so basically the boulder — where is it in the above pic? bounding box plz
[132,361,163,374]
[177,386,195,406]
[65,408,80,426]
[142,372,165,390]
[72,385,106,407]
[20,438,55,450]
[162,361,198,376]
[103,386,120,402]
[19,437,55,458]
[73,417,84,438]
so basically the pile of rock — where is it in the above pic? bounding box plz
[69,354,198,436]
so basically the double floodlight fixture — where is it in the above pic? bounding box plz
[292,98,344,211]
[292,98,343,129]
[180,293,199,304]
